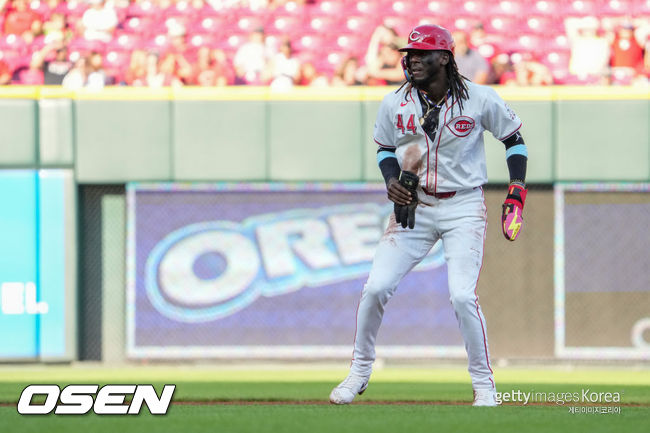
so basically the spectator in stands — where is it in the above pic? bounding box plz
[367,41,404,86]
[452,31,489,84]
[31,41,74,85]
[643,35,650,83]
[331,56,365,86]
[0,60,12,85]
[159,53,188,87]
[86,51,108,89]
[487,53,516,85]
[233,26,271,85]
[565,16,610,80]
[17,53,45,84]
[513,54,553,86]
[124,49,147,86]
[364,24,404,85]
[469,22,489,48]
[193,47,234,86]
[608,22,644,83]
[297,61,328,87]
[268,37,300,90]
[167,20,189,55]
[2,0,43,43]
[79,0,118,43]
[142,52,169,87]
[469,22,499,60]
[42,12,69,44]
[62,56,87,89]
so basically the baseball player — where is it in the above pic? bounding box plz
[330,24,528,407]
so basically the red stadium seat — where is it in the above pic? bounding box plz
[525,16,564,34]
[230,16,265,33]
[344,16,379,34]
[633,0,650,14]
[0,34,28,53]
[293,34,331,53]
[267,16,305,36]
[126,1,160,18]
[335,34,368,54]
[484,16,522,34]
[425,0,456,16]
[381,16,414,36]
[0,50,24,71]
[55,0,88,17]
[312,0,345,16]
[190,15,227,34]
[541,50,571,69]
[387,0,421,16]
[275,1,306,16]
[600,0,632,16]
[308,16,341,34]
[29,0,50,18]
[490,0,526,16]
[143,34,171,52]
[104,50,130,69]
[68,38,106,54]
[108,33,141,51]
[530,0,563,16]
[460,0,490,16]
[564,0,599,16]
[123,17,156,36]
[188,34,216,50]
[165,1,196,17]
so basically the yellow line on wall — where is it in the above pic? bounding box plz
[0,85,648,101]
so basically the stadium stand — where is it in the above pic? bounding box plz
[0,0,648,86]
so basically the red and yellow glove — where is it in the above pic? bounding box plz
[502,181,527,241]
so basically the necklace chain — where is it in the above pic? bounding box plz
[420,90,448,125]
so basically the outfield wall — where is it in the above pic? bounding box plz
[0,86,648,362]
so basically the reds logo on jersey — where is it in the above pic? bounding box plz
[446,116,475,137]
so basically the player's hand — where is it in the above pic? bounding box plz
[387,177,412,205]
[501,181,528,241]
[390,171,419,229]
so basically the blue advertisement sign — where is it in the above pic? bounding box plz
[127,183,464,358]
[0,170,71,360]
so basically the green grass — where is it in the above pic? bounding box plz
[0,366,648,433]
[2,405,648,433]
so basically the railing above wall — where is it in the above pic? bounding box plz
[0,85,648,101]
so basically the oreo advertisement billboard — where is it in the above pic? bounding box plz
[127,183,464,359]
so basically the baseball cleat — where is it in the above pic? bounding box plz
[472,388,499,407]
[329,373,369,405]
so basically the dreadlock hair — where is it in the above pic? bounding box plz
[396,51,470,116]
[446,54,469,114]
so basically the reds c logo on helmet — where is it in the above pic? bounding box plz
[399,24,455,55]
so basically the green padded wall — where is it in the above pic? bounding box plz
[173,101,267,181]
[484,101,554,183]
[0,99,37,165]
[2,92,648,182]
[556,100,649,181]
[362,100,383,182]
[75,100,172,182]
[268,101,363,181]
[39,99,74,166]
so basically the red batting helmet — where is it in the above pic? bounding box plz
[399,24,455,55]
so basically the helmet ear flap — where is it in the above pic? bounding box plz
[401,55,412,82]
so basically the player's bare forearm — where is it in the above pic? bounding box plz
[387,177,412,205]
